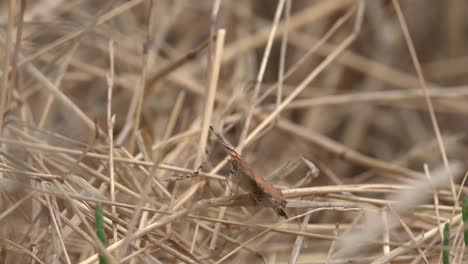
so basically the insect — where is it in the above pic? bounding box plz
[210,126,288,218]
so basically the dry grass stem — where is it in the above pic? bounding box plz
[392,0,458,208]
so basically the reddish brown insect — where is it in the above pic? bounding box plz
[210,126,288,218]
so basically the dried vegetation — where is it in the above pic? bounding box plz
[1,0,468,263]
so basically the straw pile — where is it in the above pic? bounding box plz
[1,0,468,263]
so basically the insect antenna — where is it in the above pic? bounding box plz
[209,126,236,152]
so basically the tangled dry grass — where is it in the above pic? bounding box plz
[1,0,468,263]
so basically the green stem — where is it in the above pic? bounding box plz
[95,204,108,264]
[462,196,468,246]
[443,223,450,264]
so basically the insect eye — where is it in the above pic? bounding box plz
[229,161,238,174]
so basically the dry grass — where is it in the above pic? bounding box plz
[1,0,468,263]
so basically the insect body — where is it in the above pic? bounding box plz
[210,126,288,218]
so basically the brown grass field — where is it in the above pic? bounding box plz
[1,0,468,263]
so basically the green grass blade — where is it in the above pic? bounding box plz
[95,204,108,264]
[443,223,450,264]
[462,196,468,246]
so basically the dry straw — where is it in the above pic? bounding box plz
[1,0,468,263]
